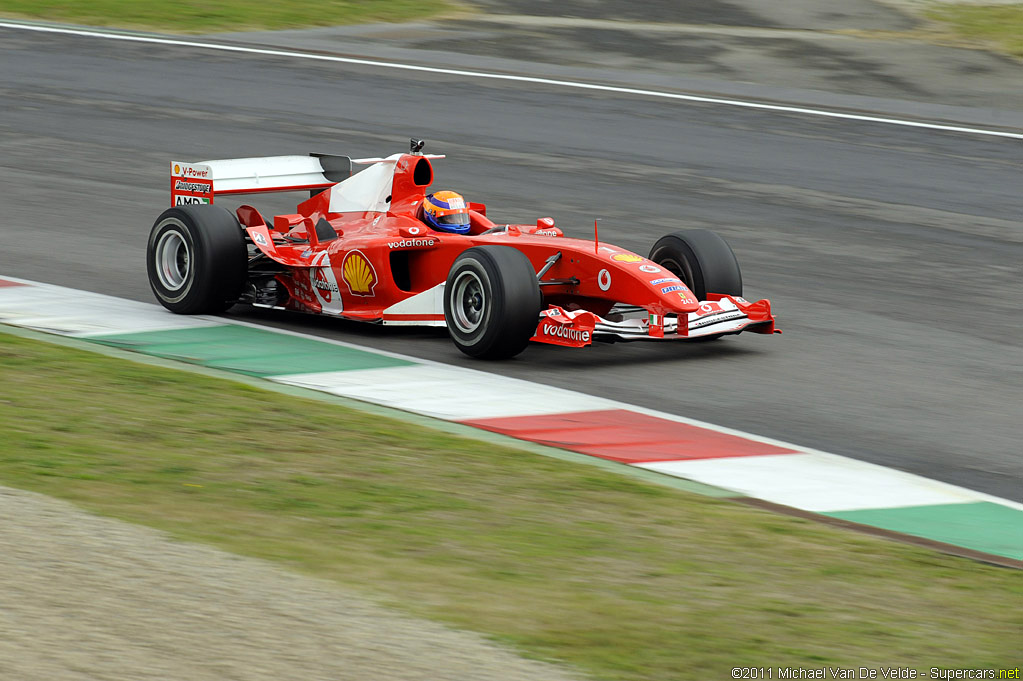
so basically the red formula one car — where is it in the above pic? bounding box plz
[148,141,778,359]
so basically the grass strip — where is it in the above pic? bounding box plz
[0,0,459,33]
[0,330,1019,680]
[925,3,1023,58]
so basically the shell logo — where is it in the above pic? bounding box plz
[611,253,643,263]
[341,250,378,296]
[173,164,181,174]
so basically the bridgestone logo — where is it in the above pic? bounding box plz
[543,324,590,342]
[387,238,436,248]
[174,180,210,194]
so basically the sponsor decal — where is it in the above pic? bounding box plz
[660,285,685,294]
[312,268,339,302]
[542,324,590,343]
[735,297,749,304]
[341,249,378,296]
[678,292,694,303]
[611,253,643,263]
[294,275,314,299]
[310,252,344,314]
[300,248,312,258]
[174,195,209,205]
[172,171,213,206]
[173,179,211,195]
[175,164,210,178]
[650,277,682,285]
[446,196,465,209]
[286,274,320,313]
[252,232,268,246]
[598,246,617,254]
[638,264,662,273]
[535,229,560,237]
[597,269,612,291]
[689,307,745,329]
[699,302,722,314]
[387,238,436,249]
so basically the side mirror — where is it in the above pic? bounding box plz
[537,217,555,229]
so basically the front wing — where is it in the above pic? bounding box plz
[532,295,778,347]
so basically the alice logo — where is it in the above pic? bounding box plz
[312,268,337,302]
[342,250,378,296]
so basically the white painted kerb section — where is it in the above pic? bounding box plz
[638,453,1016,512]
[272,365,618,421]
[0,279,222,336]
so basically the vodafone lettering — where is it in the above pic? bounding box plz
[543,323,590,342]
[387,238,436,248]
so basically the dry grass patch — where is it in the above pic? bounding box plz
[0,0,460,33]
[0,331,1019,681]
[925,3,1023,57]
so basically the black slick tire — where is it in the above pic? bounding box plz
[443,246,542,359]
[648,229,742,300]
[147,205,247,314]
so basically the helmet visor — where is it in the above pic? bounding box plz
[436,212,470,227]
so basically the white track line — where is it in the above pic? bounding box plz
[3,21,1022,140]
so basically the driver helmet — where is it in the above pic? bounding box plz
[423,191,471,234]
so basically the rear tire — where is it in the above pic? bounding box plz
[147,205,247,314]
[444,246,542,359]
[648,229,742,300]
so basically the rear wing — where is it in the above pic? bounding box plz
[170,153,351,206]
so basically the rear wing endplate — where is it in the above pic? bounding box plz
[170,153,351,206]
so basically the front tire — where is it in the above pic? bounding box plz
[648,229,742,300]
[147,205,247,314]
[444,246,542,359]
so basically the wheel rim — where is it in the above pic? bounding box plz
[155,226,191,291]
[658,256,694,292]
[451,270,487,334]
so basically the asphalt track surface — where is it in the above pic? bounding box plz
[1,27,1021,501]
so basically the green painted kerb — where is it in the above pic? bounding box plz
[825,502,1023,560]
[89,324,412,376]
